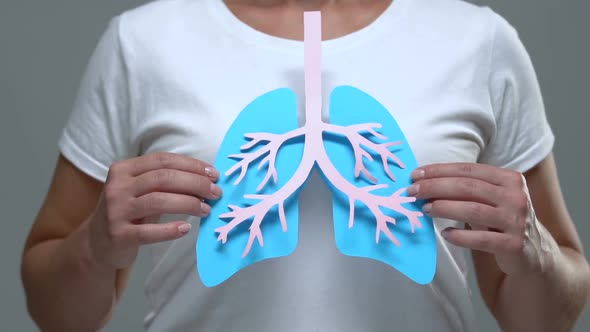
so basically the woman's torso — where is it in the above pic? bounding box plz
[115,0,501,330]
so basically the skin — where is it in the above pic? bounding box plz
[21,153,220,331]
[21,0,590,331]
[410,156,590,332]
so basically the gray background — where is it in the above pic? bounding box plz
[1,0,588,331]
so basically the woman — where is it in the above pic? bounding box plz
[21,0,590,331]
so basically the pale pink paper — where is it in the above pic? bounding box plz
[216,12,422,257]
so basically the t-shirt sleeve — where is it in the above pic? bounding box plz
[477,11,555,173]
[58,15,133,182]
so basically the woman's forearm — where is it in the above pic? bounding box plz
[21,219,118,332]
[494,246,590,332]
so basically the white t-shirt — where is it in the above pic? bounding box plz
[59,0,554,331]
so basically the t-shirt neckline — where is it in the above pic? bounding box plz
[206,0,409,55]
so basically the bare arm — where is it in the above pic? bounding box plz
[21,153,220,331]
[473,154,590,331]
[21,156,130,331]
[409,154,590,331]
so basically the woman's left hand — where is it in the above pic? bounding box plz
[408,163,559,277]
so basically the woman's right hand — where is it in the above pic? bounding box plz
[87,152,222,270]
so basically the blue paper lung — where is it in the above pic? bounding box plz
[197,88,305,287]
[197,86,437,287]
[323,86,436,284]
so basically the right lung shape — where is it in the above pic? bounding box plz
[324,85,437,285]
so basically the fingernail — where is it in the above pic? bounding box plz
[441,228,451,238]
[411,169,424,180]
[205,167,220,179]
[407,184,419,196]
[200,202,211,216]
[210,183,222,198]
[422,203,432,215]
[178,223,192,233]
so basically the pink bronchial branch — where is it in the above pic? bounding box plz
[216,121,423,257]
[216,12,422,258]
[349,187,423,245]
[216,192,295,258]
[325,122,405,183]
[225,127,305,191]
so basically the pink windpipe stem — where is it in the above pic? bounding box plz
[303,11,323,127]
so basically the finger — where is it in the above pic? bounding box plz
[441,227,521,254]
[130,152,219,180]
[468,223,488,232]
[411,163,517,187]
[129,192,211,220]
[407,177,503,206]
[133,169,222,200]
[121,221,193,245]
[424,200,509,231]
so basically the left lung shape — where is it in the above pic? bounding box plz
[197,88,304,287]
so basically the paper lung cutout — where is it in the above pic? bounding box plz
[197,88,304,285]
[326,86,436,284]
[197,11,436,287]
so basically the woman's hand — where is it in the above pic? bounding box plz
[88,152,222,270]
[409,163,559,277]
